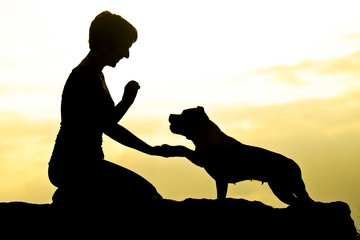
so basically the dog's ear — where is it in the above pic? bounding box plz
[196,106,209,120]
[197,106,205,112]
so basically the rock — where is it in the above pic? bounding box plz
[0,199,358,239]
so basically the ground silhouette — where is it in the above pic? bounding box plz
[0,198,358,239]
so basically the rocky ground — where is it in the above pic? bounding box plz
[0,198,358,239]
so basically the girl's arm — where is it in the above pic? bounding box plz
[104,123,157,155]
[114,80,139,122]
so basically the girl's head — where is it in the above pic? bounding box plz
[89,11,137,67]
[89,11,137,51]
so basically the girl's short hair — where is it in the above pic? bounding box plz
[89,11,138,50]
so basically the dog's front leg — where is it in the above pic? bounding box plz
[216,181,228,199]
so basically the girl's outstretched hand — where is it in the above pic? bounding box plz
[152,144,190,158]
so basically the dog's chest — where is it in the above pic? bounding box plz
[200,149,249,182]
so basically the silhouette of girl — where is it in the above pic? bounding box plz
[49,11,167,205]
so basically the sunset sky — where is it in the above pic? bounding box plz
[0,0,359,229]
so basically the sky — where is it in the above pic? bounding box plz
[0,0,359,229]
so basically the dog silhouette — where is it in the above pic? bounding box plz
[167,106,313,205]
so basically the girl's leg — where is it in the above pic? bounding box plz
[50,159,162,205]
[95,160,162,202]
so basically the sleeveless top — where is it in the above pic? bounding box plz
[50,66,116,170]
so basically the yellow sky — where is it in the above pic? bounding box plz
[0,0,359,229]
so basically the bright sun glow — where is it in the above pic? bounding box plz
[1,0,360,230]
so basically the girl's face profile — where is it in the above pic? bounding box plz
[107,40,133,67]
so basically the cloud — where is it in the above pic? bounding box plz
[203,51,360,106]
[254,51,360,85]
[147,50,360,108]
[316,51,360,77]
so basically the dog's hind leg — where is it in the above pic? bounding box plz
[216,180,228,199]
[268,181,297,205]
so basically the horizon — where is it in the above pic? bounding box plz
[0,0,359,230]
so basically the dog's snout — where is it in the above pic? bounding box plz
[169,114,178,123]
[169,114,182,134]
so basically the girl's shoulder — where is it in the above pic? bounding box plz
[63,66,103,97]
[66,66,102,86]
[71,65,101,79]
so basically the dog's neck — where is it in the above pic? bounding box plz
[190,121,225,149]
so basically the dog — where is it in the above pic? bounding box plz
[166,106,313,205]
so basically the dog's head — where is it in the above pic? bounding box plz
[169,106,209,140]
